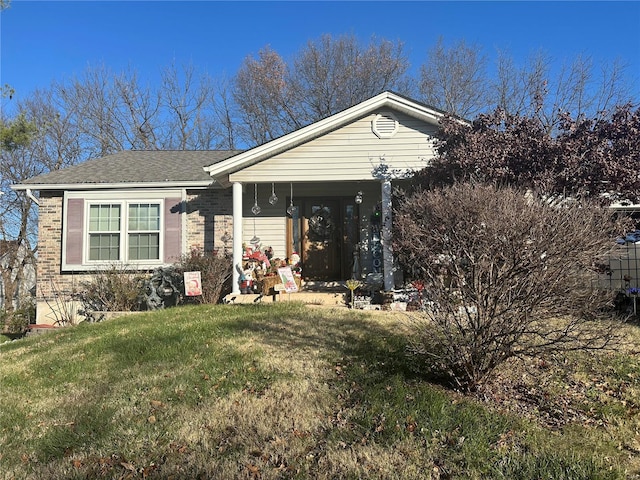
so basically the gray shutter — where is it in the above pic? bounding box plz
[164,198,182,263]
[65,198,84,266]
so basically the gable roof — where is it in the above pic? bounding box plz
[13,150,242,191]
[203,91,447,185]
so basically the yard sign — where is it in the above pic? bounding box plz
[277,267,299,293]
[184,271,202,296]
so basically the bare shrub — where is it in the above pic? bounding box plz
[76,264,147,319]
[393,183,629,391]
[173,248,232,304]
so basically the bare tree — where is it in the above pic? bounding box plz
[233,34,411,146]
[233,46,297,145]
[493,50,636,133]
[419,37,489,118]
[290,34,410,123]
[160,61,219,150]
[211,75,240,150]
[0,112,38,315]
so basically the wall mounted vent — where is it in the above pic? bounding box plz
[372,112,399,139]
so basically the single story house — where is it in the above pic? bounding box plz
[12,91,446,322]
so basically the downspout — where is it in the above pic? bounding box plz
[26,188,39,206]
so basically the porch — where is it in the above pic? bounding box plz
[228,180,397,296]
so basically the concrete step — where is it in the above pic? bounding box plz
[224,291,348,306]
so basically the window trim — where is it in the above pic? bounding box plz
[62,190,184,271]
[84,199,164,266]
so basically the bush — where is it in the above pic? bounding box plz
[0,299,35,334]
[172,249,232,305]
[393,183,629,391]
[76,264,147,319]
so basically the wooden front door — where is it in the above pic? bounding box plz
[287,197,360,281]
[302,199,342,280]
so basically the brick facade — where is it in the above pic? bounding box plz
[185,188,233,255]
[34,188,234,323]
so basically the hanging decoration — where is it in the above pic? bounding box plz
[251,183,261,215]
[286,182,295,216]
[269,182,278,205]
[308,205,335,239]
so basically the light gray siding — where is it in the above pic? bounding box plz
[229,110,438,183]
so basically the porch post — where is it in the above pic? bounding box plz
[232,182,243,294]
[381,179,395,291]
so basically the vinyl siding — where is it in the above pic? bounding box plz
[229,110,438,183]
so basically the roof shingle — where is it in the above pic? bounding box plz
[21,150,242,186]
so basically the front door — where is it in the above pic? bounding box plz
[302,199,342,280]
[287,197,360,281]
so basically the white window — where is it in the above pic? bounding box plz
[87,201,162,264]
[88,204,121,261]
[128,203,161,260]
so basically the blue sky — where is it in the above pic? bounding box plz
[1,1,639,106]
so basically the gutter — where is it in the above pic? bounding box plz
[11,180,219,191]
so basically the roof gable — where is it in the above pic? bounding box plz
[203,91,445,183]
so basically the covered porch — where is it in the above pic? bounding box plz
[227,179,397,296]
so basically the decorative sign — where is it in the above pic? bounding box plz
[277,267,299,293]
[184,271,202,296]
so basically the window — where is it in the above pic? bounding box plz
[128,203,160,260]
[88,204,121,261]
[87,201,162,263]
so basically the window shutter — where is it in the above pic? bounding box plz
[65,198,84,266]
[164,198,182,263]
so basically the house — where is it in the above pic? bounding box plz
[11,91,446,322]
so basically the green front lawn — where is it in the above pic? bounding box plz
[0,303,638,479]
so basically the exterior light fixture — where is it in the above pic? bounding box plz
[355,191,363,204]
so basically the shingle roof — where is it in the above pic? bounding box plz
[20,150,243,186]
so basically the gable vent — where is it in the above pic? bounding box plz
[372,112,399,139]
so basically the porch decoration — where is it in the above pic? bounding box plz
[345,279,361,308]
[269,182,278,205]
[308,205,335,239]
[241,244,274,294]
[251,183,261,215]
[254,255,302,295]
[287,182,295,216]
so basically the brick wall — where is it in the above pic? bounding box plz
[186,188,233,255]
[34,188,234,323]
[37,192,90,298]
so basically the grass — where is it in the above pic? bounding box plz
[0,302,638,479]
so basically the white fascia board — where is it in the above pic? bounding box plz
[11,180,217,191]
[203,92,445,180]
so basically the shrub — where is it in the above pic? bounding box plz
[393,183,629,391]
[0,298,35,334]
[172,249,233,305]
[76,264,147,319]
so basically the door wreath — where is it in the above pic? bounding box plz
[308,206,335,240]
